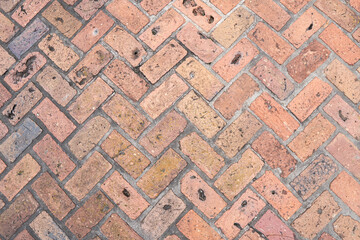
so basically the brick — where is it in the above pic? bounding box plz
[14,230,34,240]
[324,95,360,140]
[66,191,113,239]
[0,46,15,74]
[333,215,360,240]
[0,158,6,174]
[292,191,340,239]
[75,0,106,20]
[69,44,113,88]
[0,200,3,210]
[178,91,225,139]
[140,111,187,156]
[8,19,48,59]
[141,0,171,15]
[33,98,75,142]
[68,116,110,160]
[0,12,17,43]
[181,170,226,218]
[249,22,294,64]
[0,121,8,141]
[32,172,74,220]
[140,74,188,119]
[324,59,360,103]
[254,210,295,239]
[0,154,40,200]
[288,114,335,161]
[177,23,222,63]
[140,40,186,84]
[68,78,113,124]
[315,0,359,32]
[72,11,114,52]
[2,83,42,125]
[214,73,259,119]
[216,111,262,158]
[213,38,259,82]
[239,229,262,239]
[104,59,149,101]
[38,33,79,71]
[4,52,46,91]
[216,189,266,239]
[137,149,187,198]
[0,0,21,12]
[180,132,224,179]
[101,213,142,240]
[141,190,186,239]
[291,154,337,200]
[106,0,149,34]
[12,0,51,27]
[177,210,222,240]
[173,0,221,32]
[104,26,146,67]
[287,40,330,83]
[215,149,264,200]
[0,118,42,162]
[319,232,336,240]
[101,129,133,161]
[63,0,76,5]
[30,211,69,239]
[250,92,299,140]
[36,66,76,107]
[320,23,360,65]
[288,77,332,122]
[353,28,360,42]
[252,131,297,178]
[176,57,223,100]
[0,83,11,108]
[140,8,185,50]
[103,94,149,139]
[280,0,310,13]
[210,0,240,14]
[33,135,75,181]
[211,7,254,48]
[164,235,180,240]
[245,0,290,31]
[0,191,38,239]
[283,8,327,48]
[42,1,82,38]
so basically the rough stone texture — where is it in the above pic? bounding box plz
[333,215,360,240]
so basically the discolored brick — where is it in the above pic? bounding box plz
[12,0,51,27]
[333,215,360,240]
[0,13,17,43]
[101,213,142,240]
[210,0,240,14]
[141,0,171,15]
[30,211,69,240]
[74,0,107,20]
[0,83,11,108]
[280,0,310,13]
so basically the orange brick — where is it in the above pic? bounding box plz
[210,0,241,14]
[12,0,51,27]
[353,28,360,42]
[137,149,187,198]
[141,0,171,15]
[349,0,360,12]
[0,83,11,108]
[333,215,360,240]
[288,114,335,161]
[74,0,107,20]
[0,46,15,76]
[280,0,310,13]
[101,213,142,240]
[215,149,264,200]
[0,12,17,42]
[213,38,259,82]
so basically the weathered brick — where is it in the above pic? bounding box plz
[12,0,51,27]
[140,40,187,84]
[0,121,8,141]
[68,116,110,160]
[140,111,187,156]
[141,190,186,239]
[32,172,74,220]
[30,211,69,239]
[210,0,240,14]
[216,189,266,239]
[292,191,340,239]
[288,114,335,161]
[74,0,107,20]
[176,57,223,100]
[213,38,259,82]
[215,149,264,200]
[137,149,187,198]
[280,0,310,13]
[101,213,142,240]
[0,0,21,12]
[0,83,11,108]
[0,12,17,43]
[141,0,171,15]
[13,230,34,240]
[333,215,360,240]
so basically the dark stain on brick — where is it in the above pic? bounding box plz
[14,55,37,82]
[193,6,205,16]
[231,53,242,64]
[152,26,160,35]
[198,188,206,201]
[163,204,172,210]
[6,104,17,119]
[122,188,131,197]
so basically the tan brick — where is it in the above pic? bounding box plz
[333,215,360,240]
[101,213,142,240]
[141,0,171,15]
[280,0,310,13]
[30,211,69,240]
[74,0,107,20]
[210,0,240,14]
[0,12,17,43]
[12,0,51,27]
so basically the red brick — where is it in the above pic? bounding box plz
[140,40,187,84]
[0,83,11,108]
[181,170,226,218]
[333,215,360,240]
[249,22,294,64]
[33,135,75,181]
[75,0,107,20]
[101,213,142,240]
[210,0,241,14]
[0,46,15,76]
[140,111,187,156]
[280,0,310,13]
[287,40,330,83]
[213,38,259,82]
[104,59,149,101]
[106,0,149,34]
[288,77,332,122]
[245,0,290,31]
[176,57,224,100]
[13,230,34,240]
[320,23,360,65]
[137,149,187,198]
[30,211,68,240]
[177,23,222,63]
[288,114,335,161]
[12,0,51,27]
[32,172,74,220]
[141,0,171,15]
[0,121,7,141]
[0,12,17,43]
[215,149,264,200]
[140,8,185,50]
[177,210,222,240]
[0,0,21,12]
[292,191,340,239]
[141,190,186,239]
[349,0,360,12]
[102,171,149,219]
[214,74,259,119]
[319,232,336,240]
[66,191,113,239]
[140,74,188,119]
[216,189,266,239]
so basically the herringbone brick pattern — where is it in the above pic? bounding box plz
[0,0,359,239]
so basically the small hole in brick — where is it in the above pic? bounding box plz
[231,53,242,64]
[93,29,99,36]
[132,48,140,59]
[48,46,55,52]
[183,0,197,8]
[241,200,247,207]
[122,188,131,197]
[55,17,64,23]
[208,15,214,24]
[271,190,276,195]
[152,26,160,35]
[163,204,171,210]
[234,223,242,230]
[338,110,348,121]
[317,208,322,214]
[198,189,206,201]
[306,23,313,31]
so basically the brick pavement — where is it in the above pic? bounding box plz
[0,0,359,239]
